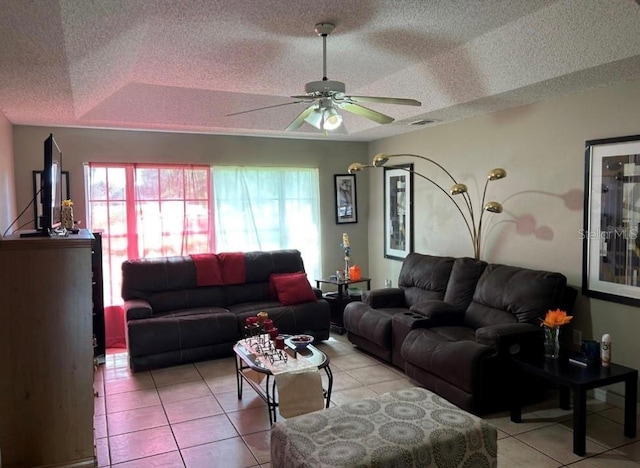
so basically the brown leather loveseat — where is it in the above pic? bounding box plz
[343,253,577,414]
[121,249,330,371]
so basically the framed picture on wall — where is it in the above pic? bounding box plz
[32,170,70,230]
[583,134,640,306]
[334,174,357,224]
[384,164,413,260]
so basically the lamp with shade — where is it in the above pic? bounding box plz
[349,153,506,260]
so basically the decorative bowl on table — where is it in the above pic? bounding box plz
[290,334,314,351]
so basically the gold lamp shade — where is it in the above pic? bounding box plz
[450,183,468,195]
[488,168,507,181]
[484,201,503,213]
[372,153,390,167]
[348,162,365,174]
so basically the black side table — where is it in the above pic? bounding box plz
[315,277,371,334]
[511,354,637,456]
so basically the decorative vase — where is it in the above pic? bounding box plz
[344,257,350,280]
[544,326,560,359]
[61,205,74,230]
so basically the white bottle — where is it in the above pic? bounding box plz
[601,334,612,367]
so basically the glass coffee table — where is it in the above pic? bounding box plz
[233,335,333,424]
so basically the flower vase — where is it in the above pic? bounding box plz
[544,326,560,359]
[61,205,74,230]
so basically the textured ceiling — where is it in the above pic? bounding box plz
[0,0,639,142]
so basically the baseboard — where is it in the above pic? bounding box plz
[593,388,640,414]
[35,456,95,468]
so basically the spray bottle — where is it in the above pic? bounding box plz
[601,334,612,367]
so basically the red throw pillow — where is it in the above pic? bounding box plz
[271,273,317,305]
[269,271,304,300]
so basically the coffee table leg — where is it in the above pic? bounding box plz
[235,356,243,400]
[271,377,278,423]
[265,375,275,425]
[624,372,638,438]
[573,386,587,456]
[324,366,333,408]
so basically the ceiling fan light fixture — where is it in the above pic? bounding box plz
[304,108,323,129]
[323,107,343,130]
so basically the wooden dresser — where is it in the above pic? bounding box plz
[0,230,95,467]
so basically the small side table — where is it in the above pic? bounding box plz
[511,354,637,456]
[315,277,371,334]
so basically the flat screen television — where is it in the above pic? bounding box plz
[21,134,63,237]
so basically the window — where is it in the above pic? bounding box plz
[85,163,212,347]
[213,166,321,280]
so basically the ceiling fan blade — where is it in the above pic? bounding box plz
[226,101,304,117]
[285,106,315,131]
[345,96,421,106]
[290,94,320,100]
[340,102,395,124]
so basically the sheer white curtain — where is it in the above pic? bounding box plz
[212,166,322,280]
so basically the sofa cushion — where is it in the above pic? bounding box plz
[401,328,492,393]
[229,301,331,339]
[465,264,568,329]
[244,249,306,283]
[272,273,317,305]
[122,256,197,297]
[148,288,227,314]
[398,253,455,306]
[344,304,395,344]
[127,309,238,358]
[444,257,487,309]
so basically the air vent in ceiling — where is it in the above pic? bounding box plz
[409,119,436,126]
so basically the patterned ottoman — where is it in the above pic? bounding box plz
[270,387,497,468]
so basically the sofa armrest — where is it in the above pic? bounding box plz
[409,300,465,327]
[124,299,153,321]
[312,287,323,300]
[362,288,405,308]
[476,323,543,355]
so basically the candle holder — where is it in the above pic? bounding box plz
[243,323,260,338]
[257,311,269,325]
[274,336,285,349]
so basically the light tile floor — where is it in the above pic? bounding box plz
[94,333,640,467]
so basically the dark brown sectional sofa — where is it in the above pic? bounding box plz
[121,249,330,371]
[343,253,577,414]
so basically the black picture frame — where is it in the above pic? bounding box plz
[334,174,357,224]
[32,170,70,230]
[384,163,413,260]
[583,134,640,306]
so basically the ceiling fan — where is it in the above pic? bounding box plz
[226,23,422,132]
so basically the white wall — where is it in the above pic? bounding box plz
[366,79,640,396]
[0,111,15,236]
[11,127,370,281]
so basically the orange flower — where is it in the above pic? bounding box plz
[540,309,573,328]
